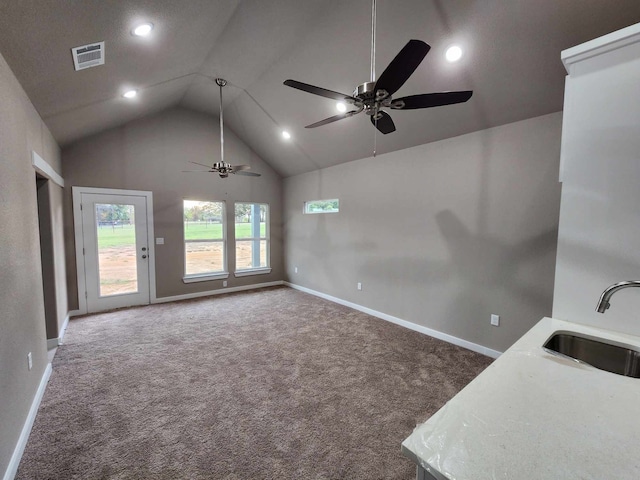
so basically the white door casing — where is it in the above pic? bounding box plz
[72,187,156,314]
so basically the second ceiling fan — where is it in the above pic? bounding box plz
[283,0,472,135]
[184,78,260,178]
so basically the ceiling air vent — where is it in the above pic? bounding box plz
[71,42,105,71]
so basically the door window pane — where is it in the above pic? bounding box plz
[95,204,138,296]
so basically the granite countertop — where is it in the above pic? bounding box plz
[402,317,640,480]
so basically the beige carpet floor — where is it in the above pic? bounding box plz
[17,286,492,479]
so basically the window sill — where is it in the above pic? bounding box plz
[182,272,229,284]
[234,268,272,278]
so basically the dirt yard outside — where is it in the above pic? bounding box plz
[98,224,267,296]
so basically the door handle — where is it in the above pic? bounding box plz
[141,247,147,251]
[142,255,147,259]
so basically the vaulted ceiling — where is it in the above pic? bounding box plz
[1,1,639,177]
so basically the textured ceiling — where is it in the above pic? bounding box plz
[0,0,639,177]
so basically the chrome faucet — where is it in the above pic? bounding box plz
[596,281,640,313]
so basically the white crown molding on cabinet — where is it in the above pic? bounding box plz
[562,22,640,73]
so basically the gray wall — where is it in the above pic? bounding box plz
[0,51,63,475]
[284,112,563,353]
[62,107,284,309]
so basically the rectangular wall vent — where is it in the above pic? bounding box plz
[71,42,105,71]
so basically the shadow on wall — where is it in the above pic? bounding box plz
[290,211,376,290]
[356,210,557,308]
[436,210,558,307]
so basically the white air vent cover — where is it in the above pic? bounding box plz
[71,42,105,71]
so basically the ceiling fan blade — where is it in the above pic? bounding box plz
[374,40,431,96]
[370,111,396,134]
[393,91,473,110]
[305,110,360,129]
[189,161,214,168]
[233,170,261,177]
[182,170,212,173]
[284,79,356,102]
[231,164,251,172]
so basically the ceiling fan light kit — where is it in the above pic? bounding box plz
[283,0,473,139]
[183,77,261,178]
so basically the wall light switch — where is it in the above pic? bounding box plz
[491,314,500,327]
[155,237,165,245]
[27,352,33,370]
[223,280,227,287]
[357,282,362,291]
[294,267,298,273]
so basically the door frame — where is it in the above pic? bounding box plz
[72,186,157,314]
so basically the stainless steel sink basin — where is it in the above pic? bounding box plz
[543,333,640,378]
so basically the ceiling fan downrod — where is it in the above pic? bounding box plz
[370,0,376,83]
[215,78,227,166]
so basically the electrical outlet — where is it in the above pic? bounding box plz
[491,314,500,327]
[294,267,298,273]
[223,280,227,287]
[357,282,362,291]
[27,352,32,370]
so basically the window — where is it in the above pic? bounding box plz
[183,200,227,280]
[235,203,270,275]
[304,199,339,214]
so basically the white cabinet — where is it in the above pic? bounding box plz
[553,23,640,336]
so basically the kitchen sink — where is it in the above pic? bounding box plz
[543,333,640,378]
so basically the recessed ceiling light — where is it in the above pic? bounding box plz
[123,89,138,99]
[282,130,291,140]
[132,23,153,37]
[336,102,347,113]
[445,45,463,63]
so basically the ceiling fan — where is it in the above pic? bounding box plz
[183,78,260,178]
[283,0,472,136]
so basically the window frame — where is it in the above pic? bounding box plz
[182,199,229,283]
[234,202,271,277]
[303,198,340,214]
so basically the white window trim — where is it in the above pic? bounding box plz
[234,202,270,273]
[304,209,339,214]
[183,272,230,283]
[303,199,340,214]
[234,268,272,277]
[183,200,227,278]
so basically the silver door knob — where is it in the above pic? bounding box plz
[142,255,147,259]
[141,247,147,251]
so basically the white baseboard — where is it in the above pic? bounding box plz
[59,313,69,342]
[3,363,52,480]
[153,281,284,304]
[68,309,83,318]
[284,282,502,359]
[45,313,70,350]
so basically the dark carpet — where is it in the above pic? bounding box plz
[17,286,492,479]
